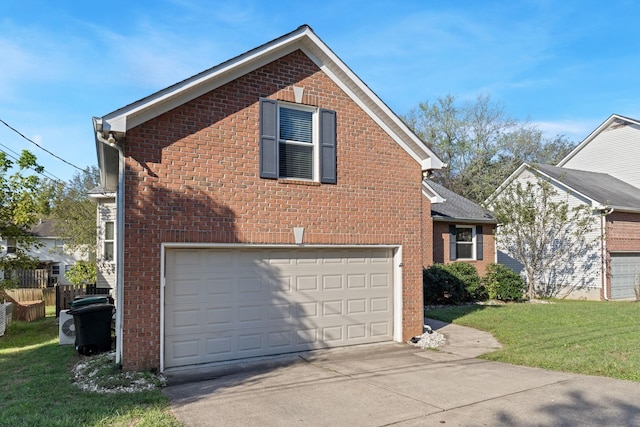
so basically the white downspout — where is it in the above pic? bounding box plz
[96,131,125,365]
[601,208,613,301]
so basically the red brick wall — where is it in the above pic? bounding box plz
[431,221,496,277]
[120,50,427,370]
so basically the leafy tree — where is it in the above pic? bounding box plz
[65,260,97,285]
[0,150,52,289]
[49,166,99,260]
[488,177,597,299]
[404,94,574,202]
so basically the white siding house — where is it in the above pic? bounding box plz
[0,220,86,286]
[559,116,640,189]
[89,190,116,291]
[489,114,640,300]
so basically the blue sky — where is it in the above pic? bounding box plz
[2,0,640,182]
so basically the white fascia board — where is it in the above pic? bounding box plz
[301,30,442,170]
[489,163,600,207]
[530,167,600,206]
[484,162,530,205]
[98,26,443,172]
[100,29,309,134]
[421,181,445,203]
[557,114,640,167]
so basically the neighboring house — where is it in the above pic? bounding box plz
[488,114,640,300]
[0,219,85,287]
[92,25,443,371]
[88,187,116,290]
[422,180,497,276]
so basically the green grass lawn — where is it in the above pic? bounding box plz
[0,313,182,427]
[425,300,640,382]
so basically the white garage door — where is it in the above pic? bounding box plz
[164,247,394,369]
[610,253,640,300]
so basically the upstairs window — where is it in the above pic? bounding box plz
[259,98,336,183]
[279,106,314,180]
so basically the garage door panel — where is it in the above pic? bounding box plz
[610,253,640,299]
[165,248,394,368]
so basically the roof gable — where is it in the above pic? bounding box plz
[488,162,640,212]
[557,114,640,167]
[94,25,442,179]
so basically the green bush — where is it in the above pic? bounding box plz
[482,263,525,302]
[445,262,486,301]
[423,264,466,305]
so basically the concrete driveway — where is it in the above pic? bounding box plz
[163,320,640,426]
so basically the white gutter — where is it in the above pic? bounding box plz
[95,131,125,365]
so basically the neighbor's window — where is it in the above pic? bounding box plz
[455,226,474,259]
[51,264,60,275]
[6,238,16,254]
[104,221,114,262]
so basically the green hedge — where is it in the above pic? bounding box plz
[423,262,524,305]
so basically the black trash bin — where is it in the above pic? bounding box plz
[69,303,114,356]
[69,296,111,308]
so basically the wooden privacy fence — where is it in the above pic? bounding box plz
[16,268,49,288]
[1,285,112,320]
[55,284,112,317]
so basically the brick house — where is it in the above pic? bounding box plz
[489,114,640,300]
[422,180,497,276]
[92,26,443,371]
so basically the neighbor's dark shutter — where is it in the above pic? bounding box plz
[476,226,483,260]
[259,98,278,179]
[319,108,337,184]
[449,225,457,261]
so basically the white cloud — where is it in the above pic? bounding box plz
[532,119,597,141]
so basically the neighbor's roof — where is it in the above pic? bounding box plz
[29,219,57,238]
[424,180,497,224]
[533,164,640,211]
[94,25,443,191]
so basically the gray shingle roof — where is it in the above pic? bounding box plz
[533,164,640,210]
[425,180,497,223]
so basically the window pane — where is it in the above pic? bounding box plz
[104,242,114,262]
[456,228,472,243]
[457,243,473,259]
[280,108,313,143]
[105,222,114,240]
[279,143,313,179]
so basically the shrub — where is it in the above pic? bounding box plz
[482,263,525,302]
[445,262,486,301]
[423,264,466,305]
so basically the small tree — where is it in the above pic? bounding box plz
[65,260,97,285]
[490,177,597,299]
[0,150,51,291]
[49,166,99,261]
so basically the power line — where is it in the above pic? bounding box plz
[0,145,97,218]
[0,141,65,183]
[0,117,86,172]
